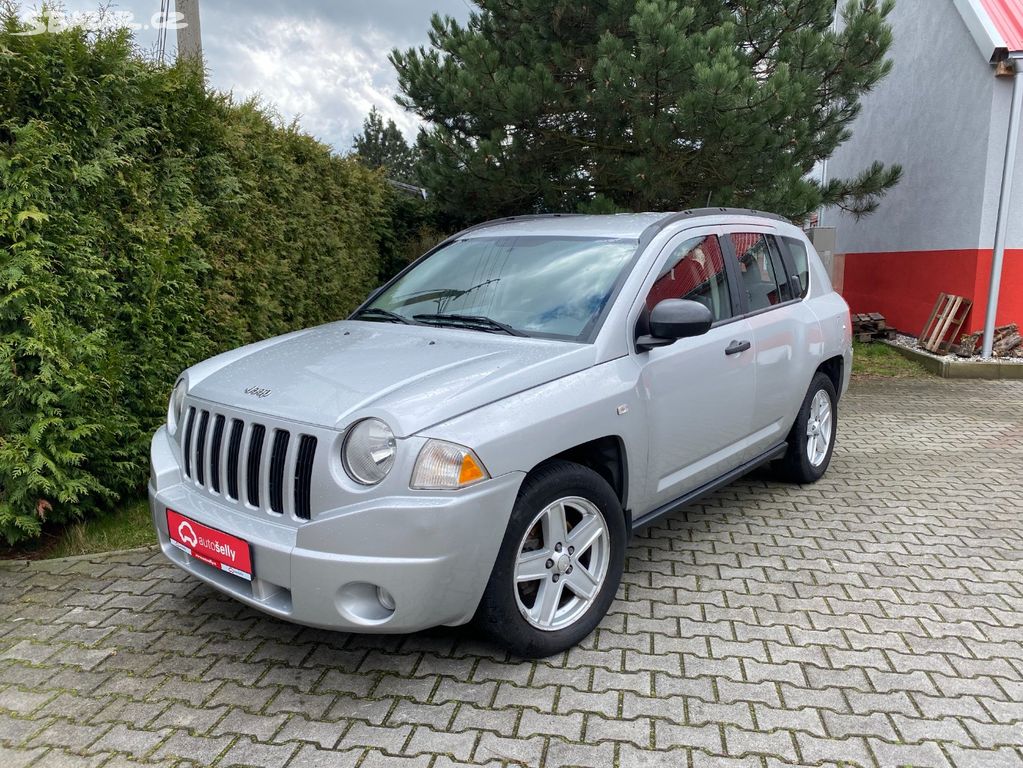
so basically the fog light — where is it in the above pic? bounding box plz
[336,582,395,624]
[376,586,396,611]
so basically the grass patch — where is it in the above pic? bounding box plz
[853,340,927,378]
[1,498,156,561]
[50,499,156,558]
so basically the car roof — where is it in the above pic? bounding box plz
[457,213,670,240]
[455,209,796,242]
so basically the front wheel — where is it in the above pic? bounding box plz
[475,460,626,658]
[777,371,838,483]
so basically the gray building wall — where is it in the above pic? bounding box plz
[981,75,1023,248]
[824,0,1000,254]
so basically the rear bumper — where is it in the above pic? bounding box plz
[149,426,523,633]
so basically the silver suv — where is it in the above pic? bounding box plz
[150,209,851,657]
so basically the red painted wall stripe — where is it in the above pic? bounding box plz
[841,249,1023,336]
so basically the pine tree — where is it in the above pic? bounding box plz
[392,0,900,221]
[352,106,419,185]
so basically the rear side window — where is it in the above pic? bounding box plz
[646,235,732,322]
[767,239,794,303]
[781,237,811,298]
[729,233,792,312]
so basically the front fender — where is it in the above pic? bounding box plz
[417,358,646,508]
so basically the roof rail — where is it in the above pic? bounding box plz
[446,207,789,245]
[449,213,586,239]
[638,207,790,247]
[679,207,789,223]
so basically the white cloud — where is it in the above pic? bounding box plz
[48,0,469,150]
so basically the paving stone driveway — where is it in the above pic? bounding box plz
[2,377,1023,768]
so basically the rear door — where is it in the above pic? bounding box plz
[635,229,757,510]
[723,229,817,458]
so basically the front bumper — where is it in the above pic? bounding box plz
[149,426,523,633]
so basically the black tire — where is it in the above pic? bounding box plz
[777,371,838,484]
[475,460,626,658]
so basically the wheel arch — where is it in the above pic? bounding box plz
[817,354,844,400]
[528,435,629,512]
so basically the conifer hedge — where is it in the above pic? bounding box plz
[0,15,392,544]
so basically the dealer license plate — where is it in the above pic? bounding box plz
[167,509,253,581]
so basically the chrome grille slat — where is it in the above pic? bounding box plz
[237,420,254,507]
[282,432,301,519]
[259,425,273,515]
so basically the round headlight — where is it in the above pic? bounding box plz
[167,379,187,436]
[342,418,396,485]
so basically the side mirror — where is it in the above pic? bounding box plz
[636,299,714,352]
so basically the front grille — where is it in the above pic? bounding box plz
[182,406,318,520]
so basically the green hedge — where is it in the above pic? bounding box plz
[0,15,393,544]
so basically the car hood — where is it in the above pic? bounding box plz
[188,320,597,436]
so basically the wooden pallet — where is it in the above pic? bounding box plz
[919,293,972,354]
[852,312,897,343]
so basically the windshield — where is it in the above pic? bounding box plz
[362,235,638,341]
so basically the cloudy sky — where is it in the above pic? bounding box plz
[44,0,470,151]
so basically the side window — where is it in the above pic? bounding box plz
[767,239,793,303]
[729,233,792,312]
[646,235,732,322]
[781,236,810,298]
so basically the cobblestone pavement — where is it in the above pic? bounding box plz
[2,377,1023,768]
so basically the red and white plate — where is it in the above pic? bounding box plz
[167,509,252,581]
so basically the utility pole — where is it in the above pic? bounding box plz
[176,0,203,62]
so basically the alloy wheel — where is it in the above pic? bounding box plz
[513,496,610,631]
[805,389,833,467]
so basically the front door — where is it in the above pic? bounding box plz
[636,231,756,511]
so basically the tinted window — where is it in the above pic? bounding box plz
[646,235,732,322]
[368,236,637,341]
[730,233,791,312]
[782,236,810,298]
[767,239,793,303]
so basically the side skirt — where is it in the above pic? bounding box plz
[631,442,788,532]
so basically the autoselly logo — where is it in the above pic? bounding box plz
[177,521,238,563]
[177,520,198,547]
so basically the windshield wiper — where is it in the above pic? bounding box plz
[413,313,527,337]
[351,307,416,325]
[393,278,501,309]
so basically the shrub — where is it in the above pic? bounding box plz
[0,13,390,544]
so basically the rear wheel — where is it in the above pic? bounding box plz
[777,372,838,483]
[475,460,626,658]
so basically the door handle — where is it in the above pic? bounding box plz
[725,340,751,356]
